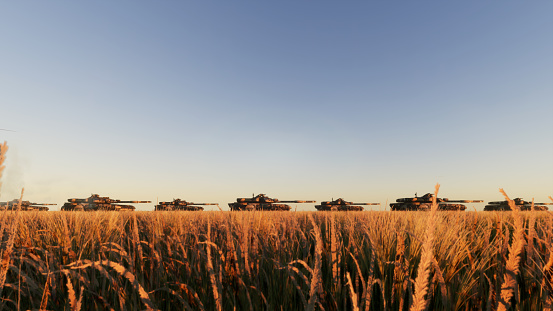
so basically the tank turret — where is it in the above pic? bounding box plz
[390,193,483,211]
[484,198,551,211]
[61,194,151,211]
[315,198,380,211]
[155,199,218,211]
[228,193,315,211]
[0,200,56,211]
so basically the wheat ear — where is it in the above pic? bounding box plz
[410,183,439,311]
[497,188,525,311]
[206,219,222,311]
[526,198,536,266]
[330,213,339,288]
[307,215,323,311]
[346,272,360,311]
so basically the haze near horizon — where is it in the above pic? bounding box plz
[1,1,552,210]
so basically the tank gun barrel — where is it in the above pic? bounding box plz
[448,200,483,203]
[352,203,380,205]
[189,203,218,206]
[117,200,151,204]
[279,200,316,203]
[487,200,552,205]
[30,203,57,206]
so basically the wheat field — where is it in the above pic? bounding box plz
[0,207,552,311]
[1,146,552,310]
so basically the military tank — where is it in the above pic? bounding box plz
[155,199,218,211]
[390,193,483,211]
[0,200,56,211]
[228,193,315,211]
[484,198,551,211]
[61,194,151,211]
[315,198,380,211]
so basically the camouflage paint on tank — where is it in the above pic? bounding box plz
[228,193,315,211]
[61,194,151,211]
[484,198,551,211]
[0,200,55,211]
[155,199,217,211]
[315,198,380,211]
[390,193,483,211]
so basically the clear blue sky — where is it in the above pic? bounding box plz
[1,1,552,210]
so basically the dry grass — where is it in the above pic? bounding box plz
[0,207,549,310]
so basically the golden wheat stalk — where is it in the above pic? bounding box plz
[69,260,156,310]
[176,282,206,311]
[395,226,408,310]
[40,272,51,310]
[545,193,553,305]
[307,215,323,311]
[410,183,440,311]
[349,252,370,310]
[542,226,553,310]
[75,285,84,311]
[0,188,24,298]
[206,219,222,311]
[330,213,339,289]
[283,263,308,309]
[132,214,144,267]
[64,271,77,310]
[432,257,448,305]
[0,141,7,197]
[526,198,536,266]
[242,215,251,278]
[497,188,525,311]
[346,272,360,311]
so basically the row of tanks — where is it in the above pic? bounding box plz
[389,193,552,211]
[1,193,550,212]
[155,194,382,211]
[1,194,380,212]
[157,194,382,211]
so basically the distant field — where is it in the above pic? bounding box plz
[0,210,551,310]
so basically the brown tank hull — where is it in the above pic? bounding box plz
[228,203,291,211]
[484,204,548,211]
[155,199,217,211]
[61,202,136,211]
[315,198,379,211]
[155,205,204,211]
[314,205,364,211]
[0,205,49,211]
[390,203,467,211]
[229,194,313,211]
